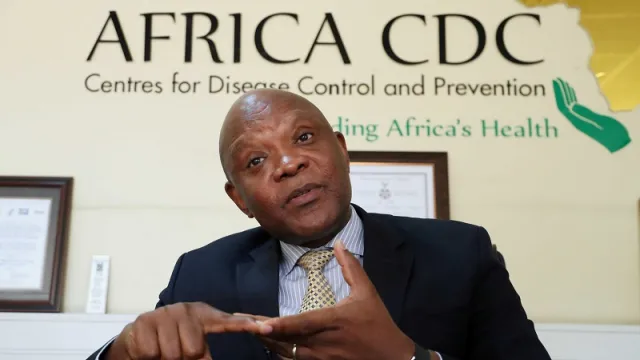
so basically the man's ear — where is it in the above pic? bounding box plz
[224,181,254,218]
[335,131,350,168]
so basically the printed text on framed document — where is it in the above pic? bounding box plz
[0,176,73,312]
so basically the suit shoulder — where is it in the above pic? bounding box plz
[369,213,494,263]
[182,226,271,263]
[368,212,492,253]
[372,212,484,236]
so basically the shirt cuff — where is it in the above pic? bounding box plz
[95,336,117,359]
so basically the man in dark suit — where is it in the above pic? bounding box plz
[87,89,551,360]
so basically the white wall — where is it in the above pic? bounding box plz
[0,313,638,360]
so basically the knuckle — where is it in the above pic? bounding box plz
[161,304,173,314]
[186,301,211,318]
[130,318,147,334]
[182,344,205,359]
[161,306,184,323]
[163,349,182,360]
[128,314,160,358]
[166,302,189,319]
[175,302,189,312]
[189,301,207,310]
[178,302,191,315]
[135,311,154,325]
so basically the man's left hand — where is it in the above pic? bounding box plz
[254,240,416,360]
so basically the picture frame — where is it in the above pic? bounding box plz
[348,151,450,220]
[0,176,73,312]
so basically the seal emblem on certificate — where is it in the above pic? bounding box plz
[348,151,450,220]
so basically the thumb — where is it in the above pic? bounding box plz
[334,240,373,293]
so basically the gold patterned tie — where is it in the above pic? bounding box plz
[297,249,336,313]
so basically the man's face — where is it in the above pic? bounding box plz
[222,93,352,245]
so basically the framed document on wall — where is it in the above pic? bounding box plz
[0,176,73,312]
[348,151,450,220]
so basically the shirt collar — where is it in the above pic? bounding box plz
[279,205,364,276]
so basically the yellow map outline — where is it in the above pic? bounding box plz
[520,0,640,112]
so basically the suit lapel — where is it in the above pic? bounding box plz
[233,205,414,324]
[355,205,414,324]
[236,236,281,318]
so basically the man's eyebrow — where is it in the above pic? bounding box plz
[225,136,248,162]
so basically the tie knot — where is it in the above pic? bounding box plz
[297,249,334,271]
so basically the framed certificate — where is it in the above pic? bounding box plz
[348,151,449,220]
[0,176,73,312]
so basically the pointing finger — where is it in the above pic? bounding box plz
[194,306,272,335]
[233,313,271,322]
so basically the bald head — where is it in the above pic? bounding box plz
[218,89,331,179]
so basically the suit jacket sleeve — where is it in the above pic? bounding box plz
[460,226,551,359]
[416,226,550,360]
[84,254,187,360]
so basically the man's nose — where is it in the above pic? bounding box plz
[273,154,308,182]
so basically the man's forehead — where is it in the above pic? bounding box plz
[230,101,316,133]
[236,93,272,120]
[228,108,313,146]
[219,89,324,170]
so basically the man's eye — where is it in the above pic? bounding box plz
[247,157,264,168]
[297,133,313,143]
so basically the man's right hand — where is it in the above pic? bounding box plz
[106,302,273,360]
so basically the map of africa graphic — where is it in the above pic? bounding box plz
[519,0,640,112]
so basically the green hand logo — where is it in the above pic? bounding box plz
[553,77,631,153]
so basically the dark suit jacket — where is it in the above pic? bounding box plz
[87,204,551,360]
